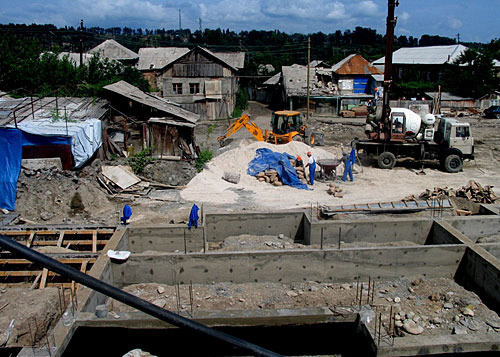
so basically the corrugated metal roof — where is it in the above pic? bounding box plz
[104,80,199,123]
[88,39,138,61]
[137,47,190,71]
[263,72,281,86]
[213,51,245,69]
[424,92,474,101]
[373,45,468,65]
[332,54,382,75]
[137,46,242,72]
[57,52,95,66]
[0,97,108,126]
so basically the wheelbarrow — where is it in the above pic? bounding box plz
[317,159,342,181]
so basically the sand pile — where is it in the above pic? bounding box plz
[181,141,339,206]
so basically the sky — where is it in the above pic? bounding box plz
[0,0,498,43]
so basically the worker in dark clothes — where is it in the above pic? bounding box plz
[305,152,316,185]
[295,156,304,167]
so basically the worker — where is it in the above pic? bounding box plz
[305,152,316,185]
[295,156,304,167]
[342,147,356,182]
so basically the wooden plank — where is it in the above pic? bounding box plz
[92,232,97,253]
[26,232,36,247]
[80,259,89,274]
[29,240,108,246]
[0,229,114,236]
[0,258,96,265]
[57,231,65,247]
[39,268,48,289]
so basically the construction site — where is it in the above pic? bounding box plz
[0,1,500,357]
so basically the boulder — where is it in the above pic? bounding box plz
[402,321,424,335]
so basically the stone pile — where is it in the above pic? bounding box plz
[414,180,497,204]
[256,169,283,186]
[327,183,343,198]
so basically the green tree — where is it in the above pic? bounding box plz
[442,47,499,98]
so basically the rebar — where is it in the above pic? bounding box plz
[367,277,371,304]
[378,312,382,346]
[320,227,324,250]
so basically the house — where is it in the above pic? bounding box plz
[332,54,382,95]
[88,39,139,65]
[57,52,94,66]
[159,46,245,120]
[136,47,190,91]
[478,91,500,110]
[56,39,138,66]
[278,55,376,115]
[424,92,476,113]
[103,81,200,159]
[372,44,468,82]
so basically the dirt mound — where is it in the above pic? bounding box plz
[15,160,115,224]
[141,160,197,186]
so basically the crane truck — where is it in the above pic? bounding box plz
[354,0,474,173]
[217,110,323,146]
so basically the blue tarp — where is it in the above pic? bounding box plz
[0,128,23,210]
[247,148,309,190]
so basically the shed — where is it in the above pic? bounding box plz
[103,80,200,158]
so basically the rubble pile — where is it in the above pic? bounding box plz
[405,180,497,204]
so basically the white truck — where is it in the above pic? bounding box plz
[355,108,474,173]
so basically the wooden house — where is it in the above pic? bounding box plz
[137,46,245,120]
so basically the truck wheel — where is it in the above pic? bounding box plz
[378,152,396,169]
[444,154,463,173]
[292,135,304,142]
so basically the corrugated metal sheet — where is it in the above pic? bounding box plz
[373,45,468,65]
[88,39,138,61]
[0,97,108,126]
[263,72,281,86]
[57,52,94,66]
[332,54,382,75]
[137,47,190,71]
[104,80,199,123]
[213,52,245,69]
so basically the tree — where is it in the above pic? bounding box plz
[442,47,499,98]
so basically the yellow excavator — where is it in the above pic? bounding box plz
[217,110,323,146]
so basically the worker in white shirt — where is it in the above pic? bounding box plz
[305,152,316,185]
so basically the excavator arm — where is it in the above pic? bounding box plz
[217,114,265,146]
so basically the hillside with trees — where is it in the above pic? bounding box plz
[0,23,497,99]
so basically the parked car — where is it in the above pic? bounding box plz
[483,105,500,119]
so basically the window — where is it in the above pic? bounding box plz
[189,83,200,94]
[456,126,470,138]
[172,83,183,95]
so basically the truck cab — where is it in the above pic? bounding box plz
[437,118,474,156]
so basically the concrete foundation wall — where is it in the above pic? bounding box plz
[455,246,500,313]
[444,216,500,242]
[479,244,500,260]
[127,226,204,253]
[204,212,305,243]
[310,218,433,246]
[426,221,466,245]
[112,245,465,286]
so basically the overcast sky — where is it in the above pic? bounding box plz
[0,0,497,43]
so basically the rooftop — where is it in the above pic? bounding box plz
[373,44,468,65]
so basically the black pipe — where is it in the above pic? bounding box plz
[0,235,282,357]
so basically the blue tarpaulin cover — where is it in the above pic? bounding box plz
[247,148,309,190]
[0,128,23,210]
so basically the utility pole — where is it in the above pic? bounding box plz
[179,9,182,32]
[306,36,311,122]
[199,18,202,34]
[456,33,460,44]
[79,19,84,67]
